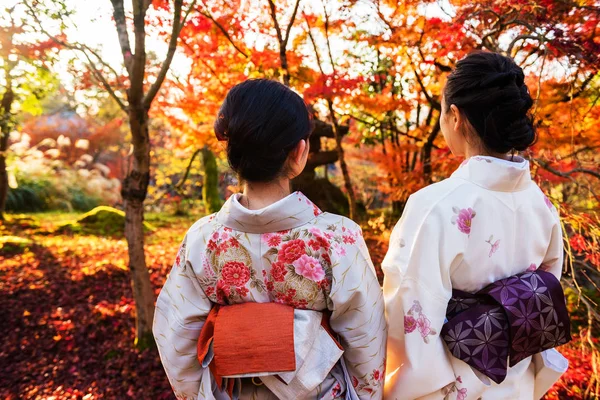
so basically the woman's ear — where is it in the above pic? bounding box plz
[287,139,309,179]
[450,104,462,132]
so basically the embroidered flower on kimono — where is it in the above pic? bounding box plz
[417,315,432,338]
[207,240,217,251]
[352,376,359,388]
[293,255,325,282]
[334,244,347,257]
[452,207,476,235]
[343,235,356,245]
[485,235,501,257]
[309,227,323,236]
[216,280,231,301]
[309,235,330,251]
[271,261,288,282]
[404,315,417,333]
[228,237,240,248]
[278,239,306,263]
[322,252,332,266]
[221,261,251,286]
[313,204,322,217]
[263,233,282,247]
[457,387,468,400]
[372,369,381,381]
[204,286,215,297]
[237,286,249,297]
[331,382,342,397]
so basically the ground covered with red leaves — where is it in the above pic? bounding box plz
[0,213,593,399]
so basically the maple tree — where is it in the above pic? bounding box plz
[24,0,199,346]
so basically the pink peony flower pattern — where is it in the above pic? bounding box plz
[452,207,476,235]
[293,254,325,281]
[404,315,417,333]
[405,300,436,343]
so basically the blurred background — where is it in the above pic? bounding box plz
[0,0,598,398]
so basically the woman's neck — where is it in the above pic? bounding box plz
[241,178,292,210]
[465,145,512,161]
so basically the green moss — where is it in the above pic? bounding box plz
[0,236,33,256]
[56,206,155,237]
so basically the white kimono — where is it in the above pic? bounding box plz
[153,191,387,400]
[383,156,567,400]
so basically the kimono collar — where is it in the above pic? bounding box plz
[451,155,532,192]
[216,191,321,234]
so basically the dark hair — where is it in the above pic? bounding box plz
[444,51,536,153]
[214,79,312,182]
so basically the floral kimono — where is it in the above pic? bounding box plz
[153,192,387,400]
[382,156,567,400]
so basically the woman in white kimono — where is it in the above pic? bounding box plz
[153,79,387,400]
[383,51,568,399]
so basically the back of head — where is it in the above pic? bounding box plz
[444,51,536,153]
[214,79,312,182]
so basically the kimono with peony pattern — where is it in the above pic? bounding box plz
[382,156,567,400]
[153,191,387,400]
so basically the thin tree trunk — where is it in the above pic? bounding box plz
[0,84,14,220]
[122,105,155,349]
[328,100,358,220]
[423,120,440,184]
[201,146,222,214]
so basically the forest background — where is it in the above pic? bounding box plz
[1,0,599,398]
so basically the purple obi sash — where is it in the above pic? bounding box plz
[441,270,571,384]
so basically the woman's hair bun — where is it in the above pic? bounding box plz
[444,51,536,153]
[214,79,312,182]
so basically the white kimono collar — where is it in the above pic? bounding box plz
[451,155,532,192]
[216,191,322,234]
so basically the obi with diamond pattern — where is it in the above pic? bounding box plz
[441,270,571,384]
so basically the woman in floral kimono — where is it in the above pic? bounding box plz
[153,79,386,400]
[383,51,568,399]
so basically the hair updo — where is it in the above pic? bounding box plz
[444,51,536,153]
[214,79,312,182]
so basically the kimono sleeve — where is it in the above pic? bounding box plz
[542,207,564,280]
[382,196,463,400]
[153,233,213,400]
[328,223,387,400]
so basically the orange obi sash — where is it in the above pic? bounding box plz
[197,302,342,397]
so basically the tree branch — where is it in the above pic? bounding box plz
[23,1,127,112]
[507,34,541,56]
[283,0,301,49]
[145,0,197,108]
[198,8,248,58]
[409,59,441,110]
[267,0,284,45]
[534,158,600,180]
[109,0,133,74]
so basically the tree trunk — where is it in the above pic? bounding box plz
[201,146,222,214]
[122,105,155,349]
[423,120,440,184]
[328,100,358,220]
[0,85,14,221]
